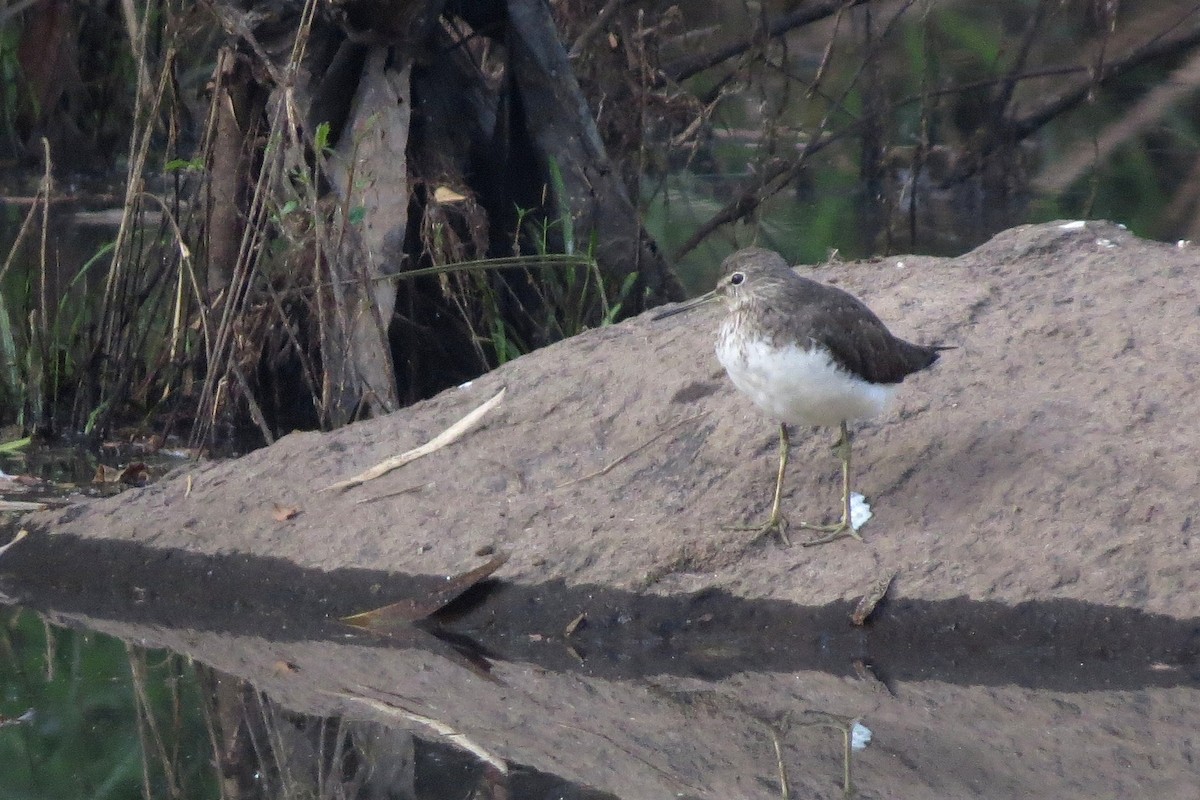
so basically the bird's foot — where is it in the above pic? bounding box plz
[725,513,790,546]
[797,517,861,547]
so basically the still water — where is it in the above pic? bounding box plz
[1,524,1197,799]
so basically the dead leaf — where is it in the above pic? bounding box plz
[342,552,509,630]
[93,465,120,484]
[564,612,586,637]
[119,462,149,486]
[851,571,897,626]
[271,503,300,521]
[0,709,34,728]
[433,185,468,203]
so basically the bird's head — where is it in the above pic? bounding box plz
[714,247,792,310]
[652,246,792,320]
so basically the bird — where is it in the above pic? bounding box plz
[659,247,946,545]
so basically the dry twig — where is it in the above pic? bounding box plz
[323,388,506,491]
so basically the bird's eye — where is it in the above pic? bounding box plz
[729,272,745,286]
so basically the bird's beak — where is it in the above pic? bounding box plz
[652,290,717,320]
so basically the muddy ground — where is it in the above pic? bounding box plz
[24,219,1200,617]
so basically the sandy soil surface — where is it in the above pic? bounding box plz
[25,219,1200,616]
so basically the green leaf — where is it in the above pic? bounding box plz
[163,157,204,172]
[314,121,331,152]
[604,271,639,325]
[84,400,111,436]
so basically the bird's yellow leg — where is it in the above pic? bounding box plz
[728,422,791,545]
[800,421,862,546]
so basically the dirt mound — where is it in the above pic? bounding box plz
[23,220,1200,617]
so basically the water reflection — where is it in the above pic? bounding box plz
[1,608,618,799]
[1,530,1197,798]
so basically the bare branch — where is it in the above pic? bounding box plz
[660,0,871,85]
[1035,44,1200,193]
[1012,9,1200,142]
[995,0,1053,121]
[568,0,636,60]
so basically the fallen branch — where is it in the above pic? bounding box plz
[0,501,47,512]
[323,388,506,491]
[0,528,28,559]
[556,412,708,488]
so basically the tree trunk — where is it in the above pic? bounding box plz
[315,49,409,421]
[506,0,682,309]
[206,48,260,302]
[200,0,681,431]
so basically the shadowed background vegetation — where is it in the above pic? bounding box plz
[0,0,1198,448]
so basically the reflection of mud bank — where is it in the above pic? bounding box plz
[5,531,1198,800]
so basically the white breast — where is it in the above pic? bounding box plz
[716,332,893,428]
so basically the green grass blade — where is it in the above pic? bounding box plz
[0,435,30,452]
[0,287,23,422]
[547,157,574,255]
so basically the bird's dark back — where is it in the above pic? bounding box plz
[740,271,943,385]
